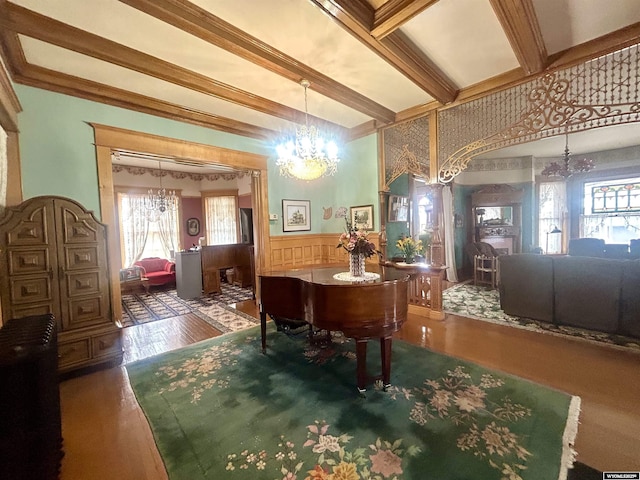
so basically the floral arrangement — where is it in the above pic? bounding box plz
[336,220,378,258]
[396,236,423,261]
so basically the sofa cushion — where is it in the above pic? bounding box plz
[620,260,640,338]
[144,271,175,286]
[567,238,605,257]
[133,257,176,286]
[498,254,554,323]
[553,256,622,333]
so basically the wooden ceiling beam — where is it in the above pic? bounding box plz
[0,2,346,135]
[310,0,458,104]
[489,0,547,75]
[119,0,395,124]
[13,64,275,140]
[371,0,440,40]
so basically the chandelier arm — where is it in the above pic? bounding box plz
[275,79,341,181]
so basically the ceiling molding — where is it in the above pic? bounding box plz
[489,0,547,75]
[310,0,458,104]
[371,0,440,40]
[119,0,395,124]
[1,2,346,134]
[0,41,22,131]
[15,64,275,140]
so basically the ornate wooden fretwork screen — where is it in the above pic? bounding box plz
[381,116,430,190]
[438,43,640,183]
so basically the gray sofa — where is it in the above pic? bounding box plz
[498,254,640,339]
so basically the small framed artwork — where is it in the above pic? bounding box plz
[186,217,200,236]
[388,195,409,222]
[282,199,311,232]
[350,204,374,230]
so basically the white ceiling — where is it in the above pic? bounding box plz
[2,0,640,163]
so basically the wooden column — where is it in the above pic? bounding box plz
[430,183,444,267]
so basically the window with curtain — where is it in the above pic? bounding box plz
[117,190,180,267]
[203,192,238,245]
[581,177,640,243]
[538,181,566,254]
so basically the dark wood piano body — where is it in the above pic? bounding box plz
[259,266,409,391]
[200,244,255,294]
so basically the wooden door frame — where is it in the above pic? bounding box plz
[91,123,271,324]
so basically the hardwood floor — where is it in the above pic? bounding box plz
[58,298,639,479]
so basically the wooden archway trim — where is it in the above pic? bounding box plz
[90,123,271,324]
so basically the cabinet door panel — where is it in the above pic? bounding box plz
[64,246,101,270]
[65,295,109,329]
[66,271,102,296]
[7,248,51,275]
[5,207,48,246]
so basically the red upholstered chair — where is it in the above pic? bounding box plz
[133,257,176,287]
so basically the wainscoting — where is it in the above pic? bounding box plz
[269,233,381,270]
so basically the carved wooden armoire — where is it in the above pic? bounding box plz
[0,196,122,372]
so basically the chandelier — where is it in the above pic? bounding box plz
[276,79,340,181]
[541,133,595,179]
[145,161,178,219]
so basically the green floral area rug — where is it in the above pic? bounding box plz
[443,283,640,353]
[121,284,256,330]
[127,325,580,480]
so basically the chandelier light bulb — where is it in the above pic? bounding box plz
[275,80,340,181]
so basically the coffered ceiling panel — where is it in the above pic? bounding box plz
[532,0,640,54]
[401,0,519,87]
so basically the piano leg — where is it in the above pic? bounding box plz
[260,311,267,354]
[380,336,392,390]
[356,336,394,393]
[355,339,368,393]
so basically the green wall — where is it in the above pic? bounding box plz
[15,85,379,234]
[267,134,379,236]
[16,85,268,216]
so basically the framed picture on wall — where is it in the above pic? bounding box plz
[186,217,200,236]
[350,204,374,230]
[282,199,311,232]
[388,195,409,222]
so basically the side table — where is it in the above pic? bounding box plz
[120,277,150,295]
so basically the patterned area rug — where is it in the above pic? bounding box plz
[121,284,257,332]
[127,324,581,480]
[443,282,640,353]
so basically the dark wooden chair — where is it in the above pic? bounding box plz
[465,241,500,288]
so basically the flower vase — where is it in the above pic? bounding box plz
[349,253,366,277]
[405,255,415,264]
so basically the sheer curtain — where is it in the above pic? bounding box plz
[205,195,238,245]
[157,200,179,257]
[118,192,180,266]
[539,181,566,253]
[119,193,149,267]
[443,185,458,282]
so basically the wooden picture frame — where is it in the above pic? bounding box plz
[186,217,200,236]
[282,199,311,232]
[388,195,409,222]
[350,204,374,230]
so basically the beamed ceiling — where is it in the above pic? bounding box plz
[1,0,640,156]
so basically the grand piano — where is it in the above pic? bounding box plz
[259,265,410,392]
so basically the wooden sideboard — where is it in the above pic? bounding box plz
[200,244,255,294]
